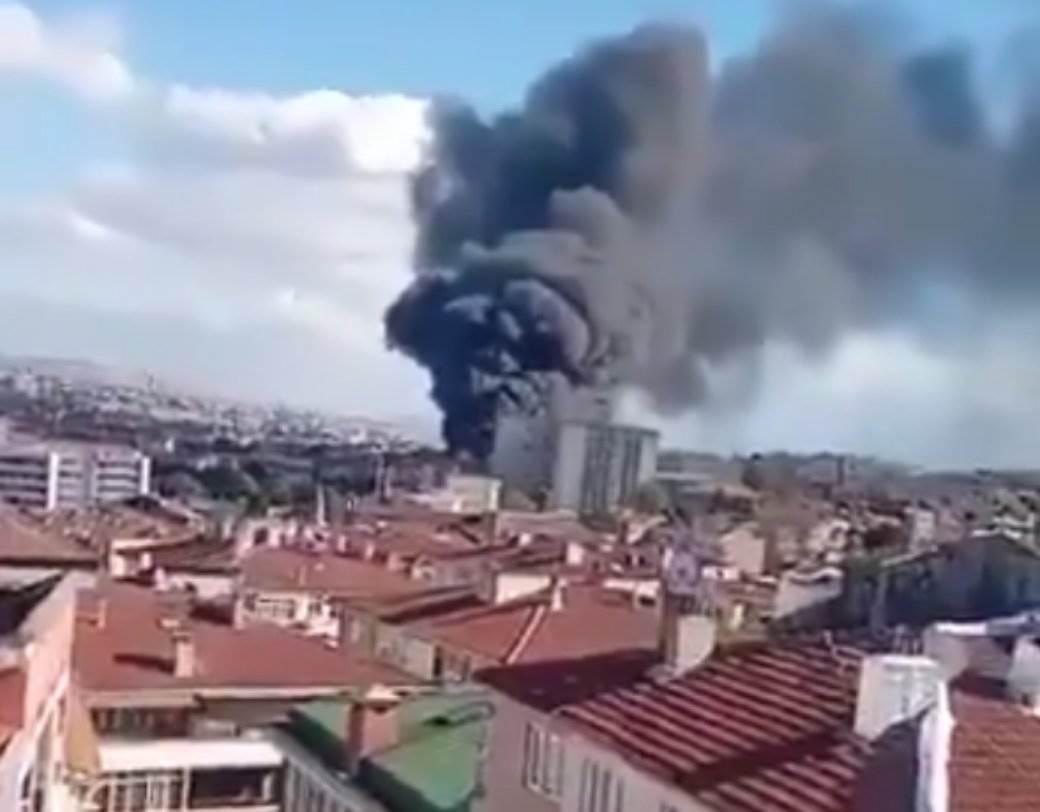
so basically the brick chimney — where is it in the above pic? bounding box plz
[172,631,195,679]
[548,576,566,612]
[346,685,400,774]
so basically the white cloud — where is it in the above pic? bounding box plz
[150,86,430,175]
[0,3,134,101]
[0,7,436,421]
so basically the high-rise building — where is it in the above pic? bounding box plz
[0,442,150,511]
[551,421,659,515]
[490,381,658,515]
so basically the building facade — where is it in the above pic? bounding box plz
[551,422,659,516]
[0,571,82,812]
[0,442,150,511]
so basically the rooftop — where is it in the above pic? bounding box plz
[0,570,63,635]
[143,536,237,575]
[948,676,1040,812]
[414,582,659,679]
[22,499,199,547]
[286,691,490,812]
[241,546,424,599]
[74,581,410,698]
[0,504,95,566]
[561,636,878,812]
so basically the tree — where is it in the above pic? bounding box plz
[157,471,207,500]
[197,462,260,500]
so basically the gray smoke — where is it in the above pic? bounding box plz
[385,8,1040,459]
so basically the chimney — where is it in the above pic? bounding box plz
[361,540,376,562]
[385,551,403,572]
[659,604,716,675]
[346,685,400,775]
[548,576,566,612]
[854,654,943,740]
[1007,636,1040,708]
[564,540,585,568]
[172,631,196,679]
[231,592,246,630]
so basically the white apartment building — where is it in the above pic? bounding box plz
[490,382,658,515]
[551,422,659,516]
[0,442,150,511]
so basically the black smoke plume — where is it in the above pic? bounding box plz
[385,8,1040,459]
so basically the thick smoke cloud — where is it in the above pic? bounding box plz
[385,8,1040,459]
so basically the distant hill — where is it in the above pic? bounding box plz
[0,354,160,389]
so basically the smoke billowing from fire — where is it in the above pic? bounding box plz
[385,7,1040,459]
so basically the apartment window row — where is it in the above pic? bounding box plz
[92,707,189,738]
[285,763,362,812]
[245,593,298,623]
[522,722,564,799]
[87,770,185,812]
[578,759,625,812]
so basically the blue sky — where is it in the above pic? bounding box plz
[2,1,1040,466]
[4,0,1033,195]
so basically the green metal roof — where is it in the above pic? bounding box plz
[288,690,490,812]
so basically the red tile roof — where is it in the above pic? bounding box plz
[949,679,1040,812]
[416,583,659,669]
[73,581,409,696]
[562,638,876,812]
[241,546,424,599]
[145,536,237,574]
[0,506,95,566]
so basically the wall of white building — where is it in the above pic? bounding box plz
[560,732,707,812]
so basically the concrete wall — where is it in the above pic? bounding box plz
[551,424,588,512]
[719,524,767,576]
[372,624,437,680]
[478,692,561,812]
[560,732,707,812]
[489,413,553,496]
[164,571,234,600]
[0,576,79,812]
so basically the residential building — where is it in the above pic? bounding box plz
[0,570,83,812]
[275,687,492,812]
[431,580,661,812]
[555,609,1040,812]
[65,580,411,812]
[490,383,658,515]
[238,546,426,638]
[779,532,1040,631]
[551,422,659,515]
[0,441,150,512]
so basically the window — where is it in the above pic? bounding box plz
[579,759,625,812]
[254,594,296,623]
[522,723,564,799]
[17,768,32,812]
[95,771,185,812]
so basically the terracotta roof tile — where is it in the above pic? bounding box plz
[0,506,95,565]
[949,681,1040,812]
[241,546,423,598]
[561,638,875,812]
[74,581,409,696]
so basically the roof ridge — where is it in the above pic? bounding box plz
[503,603,549,665]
